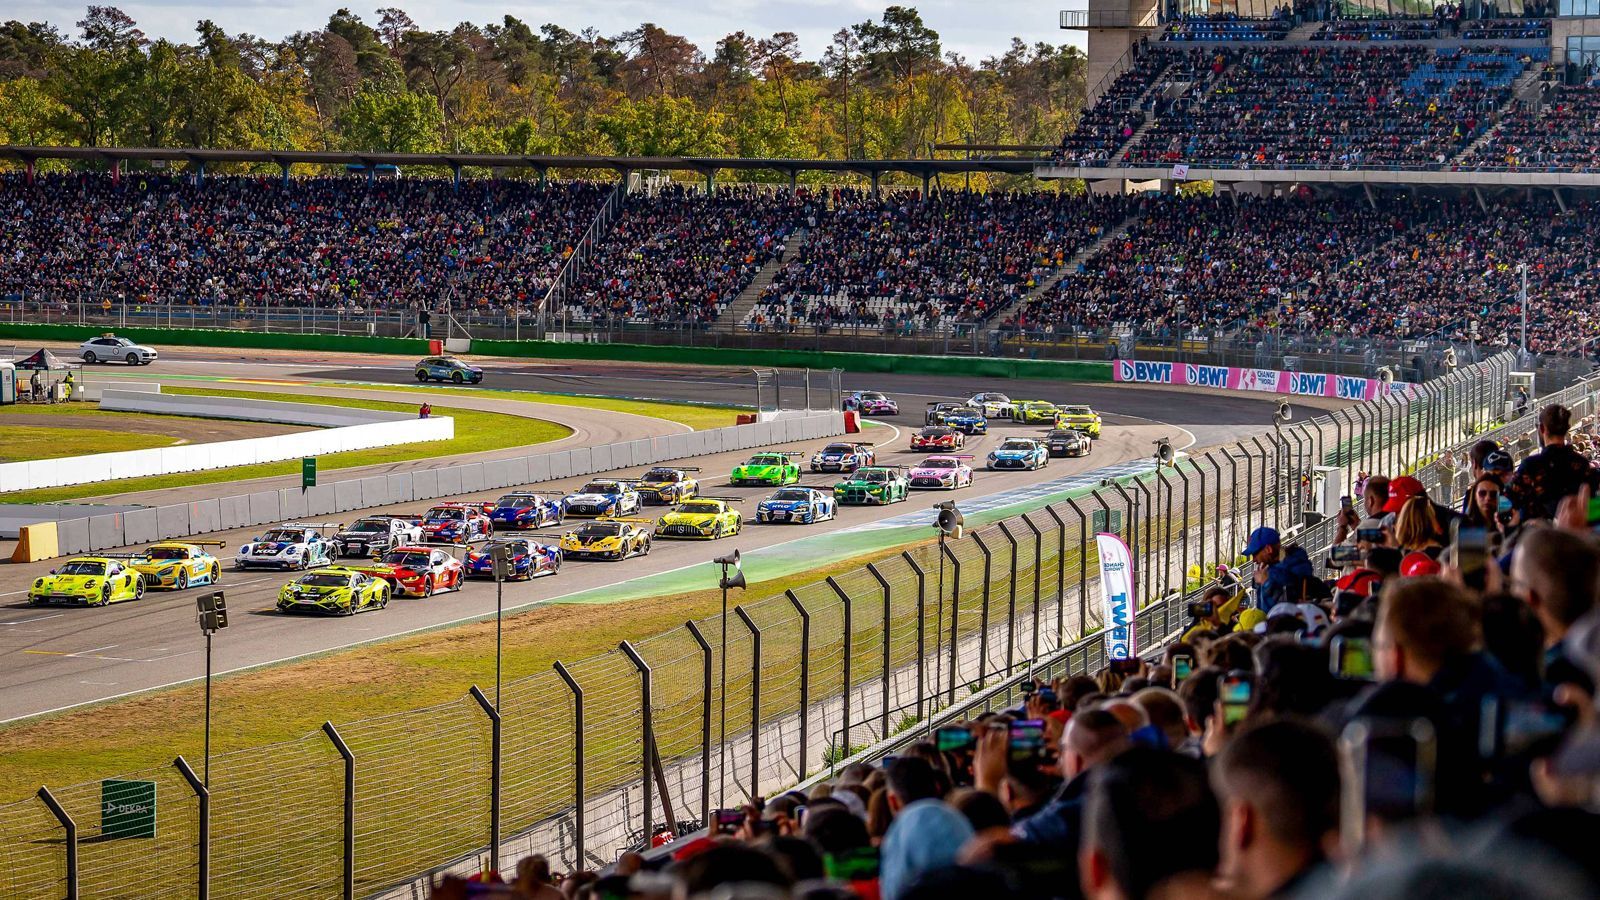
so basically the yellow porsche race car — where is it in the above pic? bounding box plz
[28,557,145,607]
[276,567,391,616]
[1016,400,1063,424]
[558,518,654,561]
[113,540,226,591]
[1056,404,1103,438]
[655,498,744,540]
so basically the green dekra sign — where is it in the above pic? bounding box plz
[302,457,317,489]
[101,779,156,839]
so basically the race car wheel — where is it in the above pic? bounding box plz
[134,578,144,600]
[451,371,465,384]
[176,570,188,591]
[299,556,311,570]
[378,589,390,609]
[415,370,428,382]
[125,352,139,365]
[210,564,220,583]
[100,583,113,606]
[422,576,434,596]
[344,599,357,616]
[83,351,98,364]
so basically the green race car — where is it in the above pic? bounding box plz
[730,452,802,487]
[834,466,910,506]
[29,557,145,606]
[1016,400,1063,424]
[276,567,391,616]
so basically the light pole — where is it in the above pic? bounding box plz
[491,543,510,710]
[715,550,745,806]
[1519,262,1529,355]
[933,502,963,717]
[195,590,229,788]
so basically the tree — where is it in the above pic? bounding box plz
[338,81,442,151]
[375,8,415,52]
[401,28,471,135]
[822,28,862,158]
[0,76,66,144]
[754,31,800,128]
[0,21,64,80]
[596,94,724,156]
[614,23,701,99]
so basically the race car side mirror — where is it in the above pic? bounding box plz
[48,568,55,574]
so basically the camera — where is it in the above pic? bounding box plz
[1187,600,1215,619]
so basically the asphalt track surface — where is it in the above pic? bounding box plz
[0,348,1294,722]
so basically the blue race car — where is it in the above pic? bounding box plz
[561,479,642,518]
[414,355,484,384]
[809,442,875,474]
[942,406,989,435]
[987,437,1050,471]
[464,537,562,580]
[488,492,564,530]
[755,487,837,525]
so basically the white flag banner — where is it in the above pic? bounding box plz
[1096,532,1137,660]
[1171,163,1190,180]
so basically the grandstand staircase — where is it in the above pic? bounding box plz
[1449,65,1549,167]
[721,227,806,331]
[1284,20,1323,41]
[977,212,1142,337]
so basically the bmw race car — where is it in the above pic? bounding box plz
[414,355,484,384]
[465,537,562,580]
[1056,405,1102,439]
[811,442,876,474]
[755,487,837,524]
[1042,428,1093,458]
[418,503,493,545]
[730,452,802,487]
[334,516,424,558]
[344,545,465,597]
[1016,400,1063,424]
[488,492,565,530]
[987,437,1050,471]
[559,518,653,561]
[635,467,701,505]
[844,390,899,416]
[941,406,989,435]
[967,392,1017,420]
[113,541,226,590]
[911,425,966,452]
[276,567,390,615]
[656,498,743,540]
[834,466,910,506]
[562,480,642,518]
[235,524,340,570]
[908,455,975,490]
[28,557,145,606]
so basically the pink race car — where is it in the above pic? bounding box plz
[908,455,974,490]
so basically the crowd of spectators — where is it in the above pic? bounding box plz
[1161,11,1294,42]
[1467,85,1600,170]
[1461,16,1552,40]
[1055,47,1223,167]
[1312,17,1444,41]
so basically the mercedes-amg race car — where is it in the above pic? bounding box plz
[235,523,340,570]
[844,390,899,415]
[834,466,910,505]
[1042,428,1093,458]
[344,545,465,597]
[911,425,966,452]
[810,442,875,474]
[908,455,975,490]
[558,518,653,561]
[1056,405,1103,439]
[987,437,1050,471]
[28,557,146,606]
[635,467,701,505]
[334,516,424,558]
[115,541,226,590]
[414,355,484,384]
[730,452,802,487]
[967,392,1016,420]
[418,503,493,545]
[276,567,390,615]
[562,480,642,518]
[488,492,565,530]
[465,537,562,580]
[655,498,743,540]
[755,487,837,524]
[1016,400,1063,424]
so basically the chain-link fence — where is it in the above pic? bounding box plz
[0,353,1528,900]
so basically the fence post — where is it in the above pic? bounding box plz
[682,624,712,830]
[784,590,811,781]
[173,755,209,900]
[321,722,355,900]
[467,686,502,874]
[734,607,763,795]
[997,521,1021,677]
[970,530,994,683]
[1020,514,1044,661]
[1203,451,1226,571]
[938,541,961,705]
[1172,464,1191,596]
[1246,436,1270,533]
[866,563,893,737]
[1045,504,1071,640]
[616,642,655,839]
[1157,470,1175,600]
[1353,404,1371,480]
[36,787,76,900]
[552,661,585,867]
[898,554,927,726]
[825,577,855,755]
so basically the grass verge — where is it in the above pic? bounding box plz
[316,381,747,431]
[0,424,178,462]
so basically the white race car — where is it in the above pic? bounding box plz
[967,392,1016,420]
[908,455,975,490]
[235,523,340,570]
[562,480,642,518]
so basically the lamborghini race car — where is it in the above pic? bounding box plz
[1042,428,1093,458]
[635,467,701,505]
[908,455,975,490]
[811,442,876,474]
[276,567,390,615]
[987,437,1050,471]
[844,390,899,415]
[967,392,1017,420]
[1016,400,1063,424]
[28,557,145,606]
[488,492,565,530]
[116,541,226,590]
[941,406,989,435]
[1056,405,1102,439]
[562,480,642,518]
[755,487,837,524]
[235,523,340,570]
[418,503,493,545]
[334,516,424,558]
[834,466,910,506]
[730,452,802,487]
[558,518,653,561]
[345,545,465,597]
[655,498,743,540]
[465,537,562,580]
[911,425,966,452]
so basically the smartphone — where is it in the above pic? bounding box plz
[1588,496,1600,526]
[1339,718,1437,853]
[1453,524,1488,591]
[1330,636,1375,681]
[1330,544,1363,565]
[1009,720,1048,764]
[1480,695,1575,760]
[1109,657,1142,675]
[1172,655,1195,684]
[1220,671,1252,726]
[713,808,744,834]
[1356,526,1385,544]
[934,726,976,753]
[1340,495,1353,511]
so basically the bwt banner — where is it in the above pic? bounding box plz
[1113,360,1411,401]
[1096,532,1136,661]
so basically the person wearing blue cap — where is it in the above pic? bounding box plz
[1242,526,1317,611]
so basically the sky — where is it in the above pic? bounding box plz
[11,1,1086,65]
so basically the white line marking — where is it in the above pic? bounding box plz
[0,613,63,626]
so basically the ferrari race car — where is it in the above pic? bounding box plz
[656,498,743,540]
[28,557,145,606]
[755,487,837,524]
[834,466,910,506]
[115,541,225,590]
[987,438,1050,471]
[1042,428,1093,458]
[844,390,899,415]
[635,467,701,505]
[730,452,802,487]
[810,442,876,474]
[1016,400,1063,424]
[334,516,424,558]
[562,480,642,518]
[488,492,565,530]
[967,392,1016,420]
[465,537,562,580]
[414,355,484,384]
[418,503,493,545]
[558,518,653,561]
[344,545,465,597]
[1056,405,1103,439]
[908,455,975,490]
[911,425,966,452]
[276,567,390,615]
[941,406,989,435]
[235,523,340,570]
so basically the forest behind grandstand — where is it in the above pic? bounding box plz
[0,5,1083,173]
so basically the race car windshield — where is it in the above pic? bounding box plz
[497,497,536,509]
[1064,407,1093,415]
[261,530,302,543]
[578,482,618,494]
[1000,441,1035,451]
[426,509,465,522]
[858,470,889,482]
[297,573,350,587]
[921,427,952,437]
[860,392,886,401]
[58,561,107,575]
[646,471,681,482]
[954,408,984,417]
[823,444,855,454]
[484,541,524,554]
[146,547,188,559]
[921,459,957,469]
[749,456,785,465]
[677,503,721,514]
[1048,431,1077,440]
[349,521,386,532]
[771,490,810,501]
[385,552,432,567]
[576,524,622,538]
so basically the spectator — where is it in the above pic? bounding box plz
[1079,748,1224,900]
[1243,527,1318,610]
[1393,496,1447,558]
[879,800,974,900]
[512,855,562,900]
[1012,708,1131,849]
[1211,719,1341,899]
[1506,404,1600,519]
[1511,527,1600,695]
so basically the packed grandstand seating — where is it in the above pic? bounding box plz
[1056,47,1225,167]
[1467,84,1600,170]
[1312,16,1444,40]
[1161,11,1293,42]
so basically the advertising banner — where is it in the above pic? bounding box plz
[1095,532,1136,660]
[1113,360,1411,401]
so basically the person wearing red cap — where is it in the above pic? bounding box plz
[1400,551,1443,578]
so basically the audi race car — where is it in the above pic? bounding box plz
[811,442,875,474]
[1042,428,1093,458]
[635,467,700,505]
[276,567,390,615]
[115,541,226,590]
[235,523,339,570]
[911,425,966,452]
[755,487,837,524]
[909,455,975,490]
[941,405,989,435]
[28,557,145,606]
[834,466,911,506]
[417,503,493,545]
[1056,405,1102,439]
[488,492,565,530]
[345,545,465,597]
[559,518,653,561]
[730,452,802,487]
[562,479,642,518]
[334,516,424,558]
[1016,400,1063,424]
[465,537,562,580]
[844,390,899,416]
[967,392,1017,420]
[987,437,1050,471]
[415,355,484,384]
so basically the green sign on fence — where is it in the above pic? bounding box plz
[101,779,156,839]
[1092,509,1124,535]
[302,457,317,489]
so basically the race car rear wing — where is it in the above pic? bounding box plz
[282,522,344,530]
[642,466,701,473]
[694,496,745,503]
[596,516,655,524]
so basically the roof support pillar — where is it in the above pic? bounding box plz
[452,164,462,191]
[706,169,714,195]
[111,159,121,187]
[280,162,291,187]
[24,159,34,186]
[871,170,881,199]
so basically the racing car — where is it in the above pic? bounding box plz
[235,523,340,570]
[276,567,390,615]
[844,390,899,416]
[635,467,701,505]
[655,497,743,540]
[834,466,911,505]
[911,425,965,452]
[1056,405,1103,439]
[488,492,565,530]
[333,516,424,558]
[1042,428,1093,458]
[926,401,967,426]
[810,442,876,474]
[941,405,989,435]
[112,540,226,590]
[465,537,562,580]
[987,437,1050,471]
[908,455,975,490]
[1016,400,1063,424]
[967,392,1017,420]
[562,479,642,518]
[28,557,145,606]
[558,518,654,561]
[416,503,493,545]
[755,487,837,524]
[344,545,466,597]
[730,452,802,487]
[414,355,484,384]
